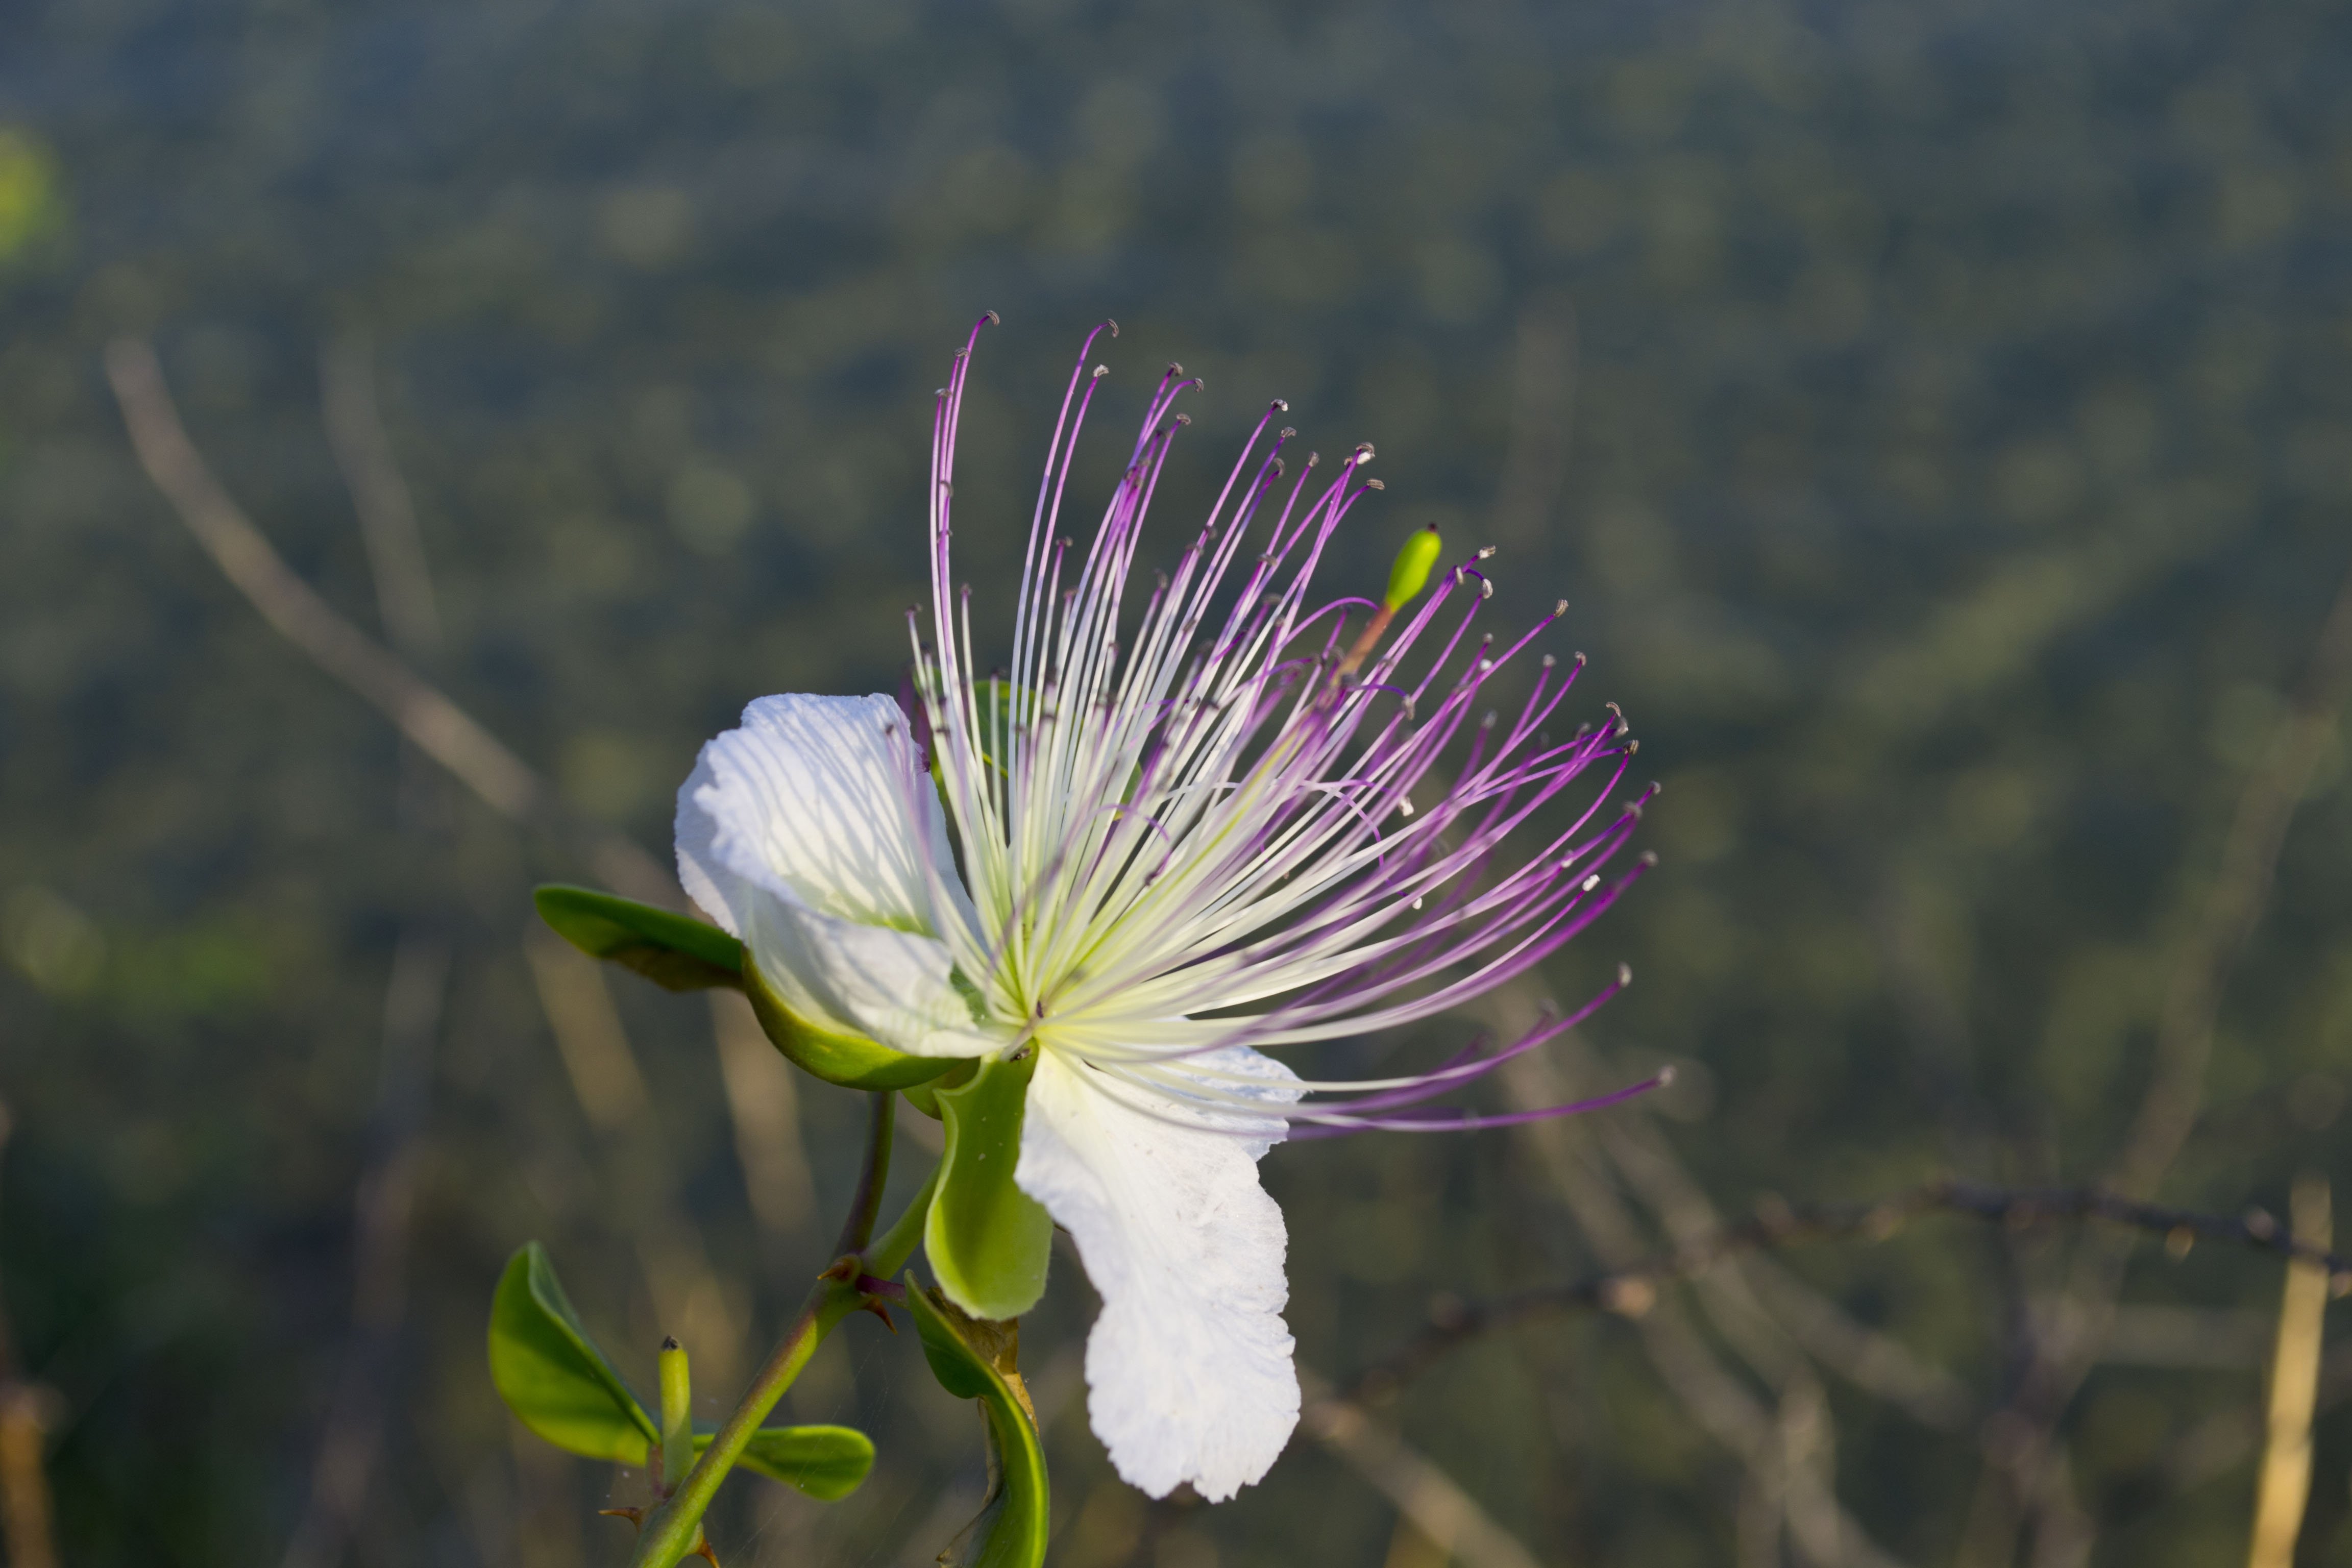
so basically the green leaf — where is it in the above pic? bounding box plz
[487,1243,656,1463]
[743,955,958,1090]
[926,1053,1053,1321]
[491,1245,877,1506]
[695,1425,876,1501]
[533,885,744,992]
[906,1283,1050,1568]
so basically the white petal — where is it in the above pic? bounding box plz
[676,693,995,1057]
[1014,1047,1303,1502]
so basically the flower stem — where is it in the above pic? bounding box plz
[627,1276,861,1567]
[865,1155,942,1278]
[623,1102,944,1568]
[832,1091,896,1256]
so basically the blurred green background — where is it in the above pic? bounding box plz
[4,0,2351,1563]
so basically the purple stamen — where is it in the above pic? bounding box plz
[905,322,1656,1139]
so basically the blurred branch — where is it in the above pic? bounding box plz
[1487,295,1577,551]
[1348,1177,2351,1404]
[106,337,534,817]
[524,925,745,1392]
[321,333,442,657]
[118,330,809,1465]
[2246,1175,2330,1568]
[280,935,451,1568]
[103,336,673,907]
[1598,1112,1974,1432]
[708,992,816,1247]
[282,340,452,1568]
[2114,556,2352,1200]
[1497,1038,1907,1568]
[0,1106,60,1568]
[1867,879,1999,1173]
[0,1384,59,1568]
[2153,1337,2352,1493]
[1960,549,2352,1566]
[1298,1371,1545,1568]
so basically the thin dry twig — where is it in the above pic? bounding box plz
[281,339,454,1568]
[2114,559,2352,1200]
[279,935,451,1568]
[1349,1177,2352,1405]
[0,1105,60,1568]
[103,336,672,906]
[708,991,817,1247]
[2245,1175,2331,1568]
[322,333,442,657]
[1298,1371,1545,1568]
[1488,295,1579,551]
[524,925,746,1392]
[1958,551,2352,1566]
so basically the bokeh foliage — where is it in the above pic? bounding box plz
[3,0,2350,1563]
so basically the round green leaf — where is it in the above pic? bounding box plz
[926,1053,1053,1321]
[487,1243,655,1462]
[696,1424,876,1501]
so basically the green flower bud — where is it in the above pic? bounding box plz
[1383,524,1444,611]
[658,1337,692,1490]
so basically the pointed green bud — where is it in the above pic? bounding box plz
[1384,524,1444,611]
[658,1337,692,1491]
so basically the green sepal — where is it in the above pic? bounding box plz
[906,1282,1050,1568]
[487,1243,657,1462]
[902,1060,977,1119]
[533,884,744,992]
[742,956,959,1091]
[694,1424,876,1501]
[926,1053,1052,1321]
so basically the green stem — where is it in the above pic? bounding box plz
[831,1091,896,1257]
[866,1156,941,1277]
[628,1277,860,1567]
[624,1118,944,1568]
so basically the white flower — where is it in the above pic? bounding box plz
[676,318,1652,1502]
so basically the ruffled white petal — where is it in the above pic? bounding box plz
[1014,1047,1302,1502]
[676,693,996,1058]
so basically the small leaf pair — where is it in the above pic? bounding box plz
[487,1244,873,1500]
